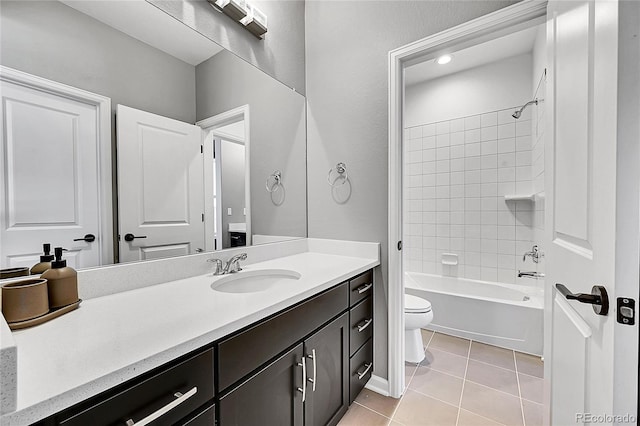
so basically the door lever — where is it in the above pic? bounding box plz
[556,283,609,316]
[73,234,96,242]
[124,233,147,242]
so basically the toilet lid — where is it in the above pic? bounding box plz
[405,294,432,313]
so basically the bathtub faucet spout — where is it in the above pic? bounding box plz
[518,270,545,279]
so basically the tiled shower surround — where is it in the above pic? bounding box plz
[403,107,537,284]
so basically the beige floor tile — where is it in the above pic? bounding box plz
[519,373,543,404]
[469,341,516,371]
[337,403,391,426]
[409,366,464,406]
[405,361,419,390]
[461,381,524,426]
[355,388,400,418]
[457,409,505,426]
[522,400,543,426]
[466,359,519,396]
[421,328,434,346]
[392,389,458,426]
[515,352,543,378]
[428,332,471,357]
[422,347,468,378]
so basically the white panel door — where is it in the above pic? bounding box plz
[546,0,626,423]
[117,105,204,263]
[0,80,105,269]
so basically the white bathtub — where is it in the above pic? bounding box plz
[405,272,543,355]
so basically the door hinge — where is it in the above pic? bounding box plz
[200,145,203,154]
[202,213,205,222]
[397,241,402,251]
[213,144,216,158]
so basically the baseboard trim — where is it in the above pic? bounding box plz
[364,374,390,396]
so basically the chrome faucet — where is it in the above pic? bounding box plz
[522,245,544,264]
[518,270,545,279]
[208,253,248,275]
[224,253,247,274]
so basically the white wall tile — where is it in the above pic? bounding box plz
[436,147,450,160]
[481,112,498,127]
[481,154,498,169]
[450,118,465,132]
[436,161,450,174]
[481,267,498,282]
[497,123,516,139]
[465,115,481,130]
[497,152,516,168]
[422,136,436,149]
[516,151,532,166]
[422,123,436,137]
[450,144,465,159]
[410,126,422,139]
[450,184,464,198]
[451,158,465,172]
[480,169,498,183]
[465,170,482,184]
[516,120,531,136]
[515,136,531,151]
[480,183,498,197]
[465,128,481,144]
[481,126,498,141]
[450,131,465,146]
[465,142,481,157]
[497,138,516,153]
[436,133,450,147]
[436,121,450,135]
[465,183,481,197]
[497,109,516,125]
[436,172,450,185]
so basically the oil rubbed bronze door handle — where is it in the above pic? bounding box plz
[556,283,609,316]
[124,233,147,242]
[73,234,96,242]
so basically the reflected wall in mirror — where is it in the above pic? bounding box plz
[0,0,307,270]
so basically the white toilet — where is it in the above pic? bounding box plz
[405,294,433,363]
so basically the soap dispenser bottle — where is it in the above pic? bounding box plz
[41,247,78,309]
[30,243,55,275]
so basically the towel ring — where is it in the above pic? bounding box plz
[266,171,282,193]
[327,162,348,187]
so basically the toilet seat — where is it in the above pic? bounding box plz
[405,294,432,313]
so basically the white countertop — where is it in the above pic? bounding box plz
[0,240,379,425]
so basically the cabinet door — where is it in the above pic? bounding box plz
[219,343,304,426]
[304,313,349,426]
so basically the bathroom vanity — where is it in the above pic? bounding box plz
[0,239,379,426]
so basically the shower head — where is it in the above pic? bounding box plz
[512,99,539,119]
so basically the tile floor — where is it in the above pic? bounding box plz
[338,330,544,426]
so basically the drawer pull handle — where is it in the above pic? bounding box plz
[297,358,307,402]
[307,349,317,392]
[124,386,198,426]
[356,283,373,294]
[357,363,373,380]
[356,318,373,332]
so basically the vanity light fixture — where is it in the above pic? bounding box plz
[208,0,267,39]
[436,54,452,65]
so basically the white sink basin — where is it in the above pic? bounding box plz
[211,269,301,293]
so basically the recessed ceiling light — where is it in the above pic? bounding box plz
[436,55,452,65]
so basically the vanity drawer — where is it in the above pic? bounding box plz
[349,270,373,306]
[59,348,214,426]
[218,282,349,391]
[350,296,373,356]
[349,338,373,404]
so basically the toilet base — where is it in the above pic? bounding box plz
[405,328,425,363]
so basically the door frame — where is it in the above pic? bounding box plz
[0,65,113,265]
[387,0,547,399]
[197,105,251,251]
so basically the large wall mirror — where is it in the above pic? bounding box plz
[0,0,307,270]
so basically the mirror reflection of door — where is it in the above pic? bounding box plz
[116,105,205,263]
[0,68,112,269]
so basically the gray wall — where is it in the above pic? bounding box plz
[305,0,520,379]
[196,49,307,240]
[149,0,305,94]
[0,1,196,123]
[220,141,246,248]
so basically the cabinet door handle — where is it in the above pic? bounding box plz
[356,318,373,332]
[307,349,317,392]
[124,386,197,426]
[297,357,307,403]
[356,283,373,294]
[357,363,373,380]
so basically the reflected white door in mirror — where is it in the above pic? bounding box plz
[117,105,206,263]
[0,66,112,269]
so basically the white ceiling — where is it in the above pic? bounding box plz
[405,25,541,87]
[60,0,223,66]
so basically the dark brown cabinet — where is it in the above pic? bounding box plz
[303,313,349,426]
[219,344,305,426]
